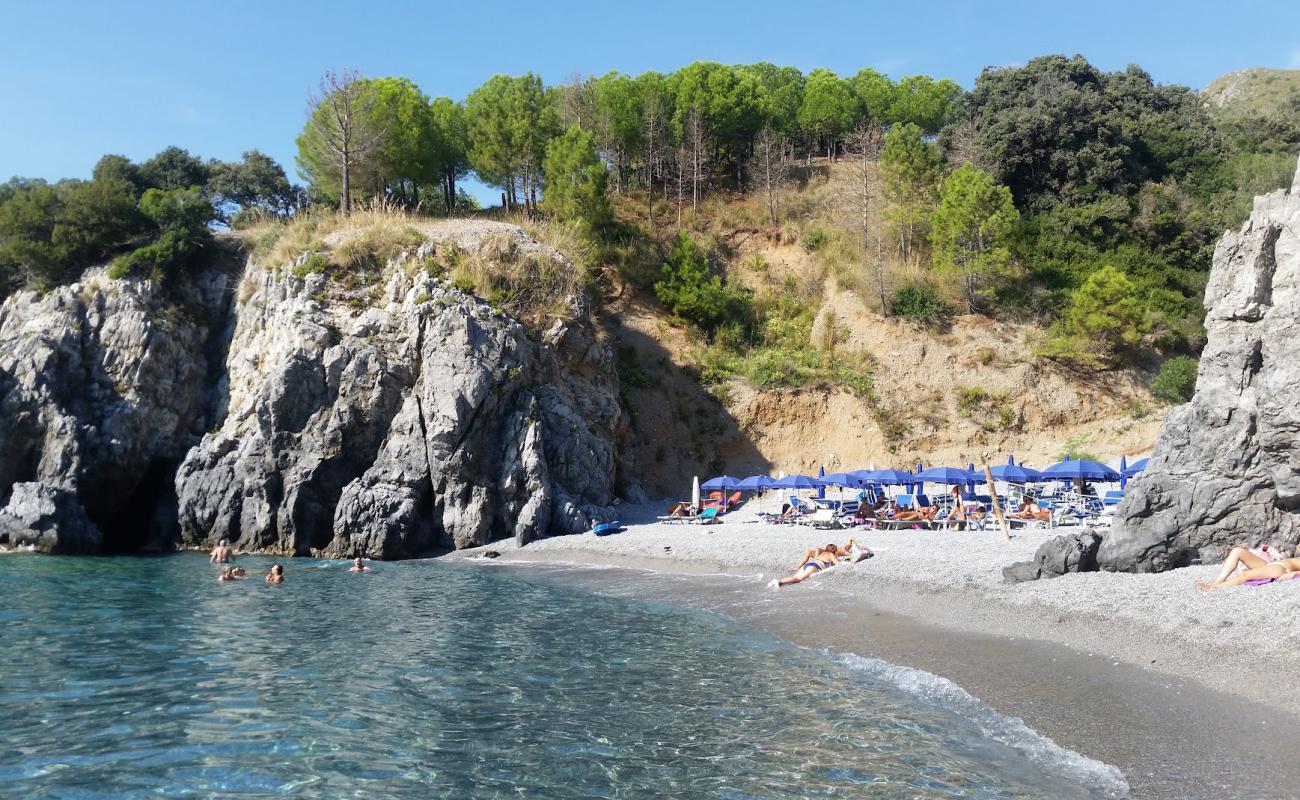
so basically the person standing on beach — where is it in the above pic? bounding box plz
[209,538,233,564]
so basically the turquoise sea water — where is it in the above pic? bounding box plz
[0,553,1126,798]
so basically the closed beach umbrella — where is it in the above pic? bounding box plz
[1119,455,1128,489]
[691,476,700,511]
[967,462,977,494]
[817,465,826,499]
[1040,459,1121,482]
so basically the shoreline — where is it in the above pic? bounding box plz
[441,505,1300,799]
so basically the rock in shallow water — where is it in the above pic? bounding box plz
[1104,156,1300,572]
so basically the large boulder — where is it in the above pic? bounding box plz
[0,482,102,554]
[176,223,626,558]
[1003,531,1102,583]
[0,267,233,553]
[1102,156,1300,572]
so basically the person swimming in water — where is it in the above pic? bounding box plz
[265,564,284,584]
[217,566,242,582]
[230,566,246,578]
[349,557,372,573]
[209,538,233,564]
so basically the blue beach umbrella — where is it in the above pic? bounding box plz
[989,464,1043,483]
[1122,458,1149,479]
[1119,455,1128,489]
[1040,459,1121,482]
[865,469,913,485]
[737,475,773,490]
[772,474,821,489]
[701,475,742,491]
[819,472,862,487]
[914,466,977,485]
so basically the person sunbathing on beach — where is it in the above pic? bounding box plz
[349,558,372,573]
[1012,499,1050,521]
[265,564,284,583]
[771,544,842,588]
[218,567,242,582]
[841,537,873,563]
[1196,546,1300,590]
[665,501,696,517]
[209,538,233,564]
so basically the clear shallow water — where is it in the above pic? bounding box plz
[0,553,1126,798]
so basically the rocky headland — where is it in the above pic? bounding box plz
[0,222,627,557]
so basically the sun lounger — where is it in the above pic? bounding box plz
[807,509,841,529]
[690,507,721,525]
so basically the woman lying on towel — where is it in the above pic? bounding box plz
[1196,546,1300,590]
[771,544,842,588]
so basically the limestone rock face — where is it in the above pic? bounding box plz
[1102,157,1300,571]
[175,224,624,558]
[0,482,102,553]
[0,269,231,552]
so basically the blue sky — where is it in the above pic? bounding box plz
[4,0,1299,203]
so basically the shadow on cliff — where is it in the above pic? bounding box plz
[602,309,771,500]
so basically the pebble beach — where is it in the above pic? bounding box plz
[455,502,1300,718]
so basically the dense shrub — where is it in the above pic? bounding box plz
[800,226,828,252]
[1150,356,1198,403]
[654,232,751,334]
[889,283,952,330]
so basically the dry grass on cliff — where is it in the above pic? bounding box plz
[240,203,426,271]
[440,229,586,330]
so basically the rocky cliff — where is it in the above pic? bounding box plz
[0,266,234,553]
[1102,157,1300,571]
[0,222,627,558]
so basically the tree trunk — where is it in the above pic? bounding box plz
[341,149,351,215]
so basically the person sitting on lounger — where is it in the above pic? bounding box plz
[665,502,696,517]
[771,544,842,587]
[1196,546,1300,590]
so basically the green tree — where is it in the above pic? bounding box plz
[1042,265,1145,367]
[739,63,805,139]
[591,72,644,193]
[797,69,861,160]
[110,187,215,281]
[429,97,471,213]
[51,178,142,266]
[880,122,941,261]
[209,150,297,219]
[91,155,145,195]
[653,232,749,332]
[542,126,611,231]
[139,146,210,192]
[929,164,1020,313]
[889,76,963,132]
[296,69,378,214]
[0,181,64,288]
[465,73,558,211]
[849,68,896,122]
[671,62,766,183]
[356,77,439,205]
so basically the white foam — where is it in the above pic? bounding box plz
[836,651,1131,798]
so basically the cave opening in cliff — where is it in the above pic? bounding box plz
[100,458,180,554]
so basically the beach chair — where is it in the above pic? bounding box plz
[689,507,721,525]
[808,508,841,529]
[1103,490,1124,507]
